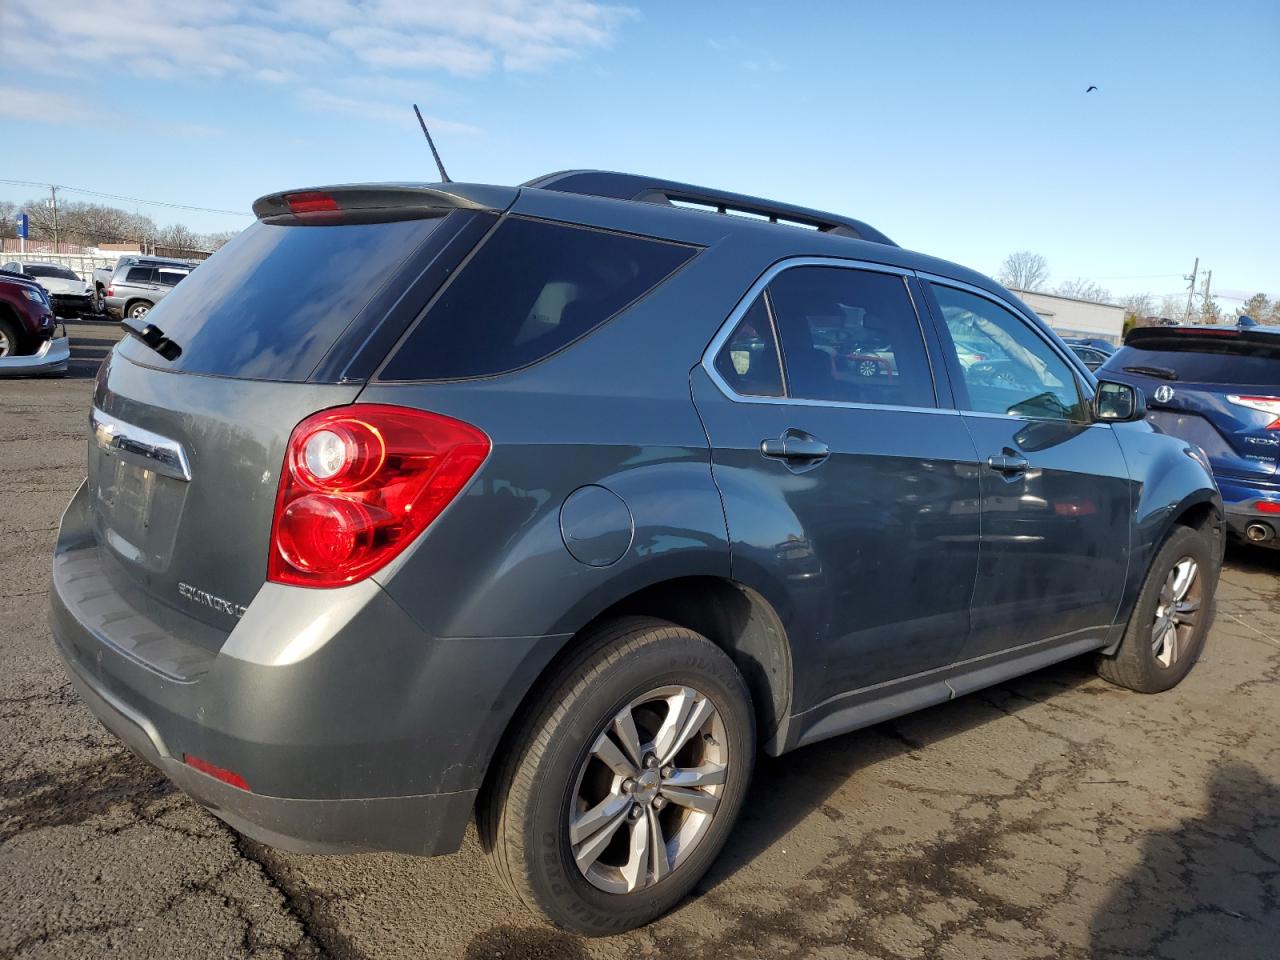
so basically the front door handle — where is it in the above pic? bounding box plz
[761,430,830,469]
[987,453,1030,475]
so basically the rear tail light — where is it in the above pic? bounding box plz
[1227,395,1280,429]
[268,405,490,587]
[107,286,114,297]
[1257,501,1280,515]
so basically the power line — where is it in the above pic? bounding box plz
[0,179,251,217]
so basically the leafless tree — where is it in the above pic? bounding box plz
[1117,292,1154,318]
[997,251,1050,291]
[199,230,238,251]
[1055,278,1112,303]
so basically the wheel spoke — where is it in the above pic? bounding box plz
[591,730,638,780]
[621,809,650,892]
[661,784,720,814]
[655,690,715,765]
[646,807,669,883]
[1169,560,1198,601]
[570,792,631,845]
[612,709,644,770]
[571,796,632,871]
[663,762,727,789]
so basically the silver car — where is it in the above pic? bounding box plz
[104,259,192,321]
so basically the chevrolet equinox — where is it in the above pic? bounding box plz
[51,170,1223,933]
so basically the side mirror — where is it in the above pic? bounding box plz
[1093,380,1146,423]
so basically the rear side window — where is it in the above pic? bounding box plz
[768,266,936,407]
[157,269,186,286]
[379,217,696,381]
[1103,341,1280,386]
[115,217,446,381]
[713,296,784,397]
[125,267,157,284]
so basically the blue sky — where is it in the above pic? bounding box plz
[2,0,1276,305]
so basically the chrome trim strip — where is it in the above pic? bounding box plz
[700,256,957,416]
[91,407,192,482]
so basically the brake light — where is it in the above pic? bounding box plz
[268,405,490,587]
[1257,501,1280,515]
[107,286,114,297]
[183,753,250,791]
[286,191,341,216]
[1227,395,1280,429]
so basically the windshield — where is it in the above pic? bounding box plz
[1102,340,1280,387]
[115,216,448,381]
[26,265,80,281]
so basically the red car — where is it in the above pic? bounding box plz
[0,268,69,375]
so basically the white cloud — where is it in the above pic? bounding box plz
[0,86,94,124]
[2,0,634,82]
[296,90,481,135]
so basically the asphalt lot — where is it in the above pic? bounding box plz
[2,319,1278,959]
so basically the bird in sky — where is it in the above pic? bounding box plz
[1086,85,1098,92]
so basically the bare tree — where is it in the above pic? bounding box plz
[1055,278,1112,303]
[199,230,238,251]
[1157,294,1185,323]
[1118,292,1154,318]
[997,251,1050,291]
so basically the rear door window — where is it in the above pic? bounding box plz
[713,296,784,397]
[157,269,187,287]
[379,217,696,381]
[125,267,157,284]
[767,266,936,407]
[115,216,448,381]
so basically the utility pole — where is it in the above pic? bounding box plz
[1183,257,1198,324]
[50,185,59,252]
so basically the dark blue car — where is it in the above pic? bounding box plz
[1100,324,1280,548]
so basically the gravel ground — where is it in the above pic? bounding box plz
[2,320,1277,959]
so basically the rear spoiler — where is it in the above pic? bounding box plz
[1125,325,1280,354]
[252,183,517,225]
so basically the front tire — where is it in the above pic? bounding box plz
[481,617,755,935]
[0,316,23,357]
[1097,525,1216,693]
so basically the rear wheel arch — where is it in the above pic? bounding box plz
[479,575,793,810]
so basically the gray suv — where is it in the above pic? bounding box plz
[51,171,1222,933]
[104,258,191,320]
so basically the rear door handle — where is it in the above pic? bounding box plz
[761,431,830,468]
[987,453,1030,475]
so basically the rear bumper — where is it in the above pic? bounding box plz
[50,481,561,855]
[1219,476,1280,547]
[0,335,69,376]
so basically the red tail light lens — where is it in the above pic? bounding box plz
[286,191,341,216]
[107,286,114,297]
[1227,395,1280,429]
[183,753,250,791]
[1257,501,1280,515]
[269,405,490,587]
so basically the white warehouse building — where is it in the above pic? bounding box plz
[1011,289,1126,345]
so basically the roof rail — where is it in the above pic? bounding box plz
[523,170,896,246]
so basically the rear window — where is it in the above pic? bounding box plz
[378,217,696,381]
[1103,337,1280,386]
[116,217,446,381]
[27,264,79,280]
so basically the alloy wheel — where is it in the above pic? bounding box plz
[1152,557,1200,668]
[0,329,11,357]
[568,685,728,894]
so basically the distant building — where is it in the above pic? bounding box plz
[1011,289,1126,345]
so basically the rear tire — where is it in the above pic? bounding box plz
[480,616,755,935]
[1097,525,1215,693]
[127,301,152,321]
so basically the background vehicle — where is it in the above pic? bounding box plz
[1067,342,1113,370]
[1,260,96,317]
[103,259,192,320]
[1100,325,1280,548]
[51,172,1222,934]
[0,268,69,375]
[93,255,194,315]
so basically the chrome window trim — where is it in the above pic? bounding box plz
[701,256,957,417]
[91,407,192,482]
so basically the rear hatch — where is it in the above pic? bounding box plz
[85,185,510,657]
[1099,327,1280,480]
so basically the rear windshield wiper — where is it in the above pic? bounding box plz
[121,317,182,361]
[1123,365,1178,381]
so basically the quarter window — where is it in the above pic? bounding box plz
[767,266,935,407]
[713,296,784,397]
[931,285,1086,421]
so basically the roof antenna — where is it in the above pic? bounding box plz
[413,104,452,183]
